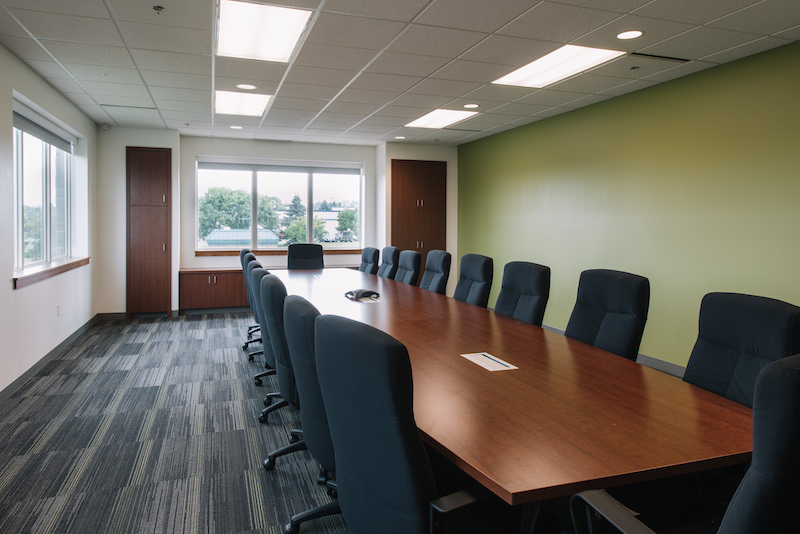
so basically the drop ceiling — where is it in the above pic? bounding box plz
[0,0,797,146]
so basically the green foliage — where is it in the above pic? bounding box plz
[284,218,307,243]
[336,209,358,236]
[313,216,327,242]
[283,194,305,227]
[315,199,331,211]
[198,187,250,239]
[257,195,279,231]
[23,205,42,263]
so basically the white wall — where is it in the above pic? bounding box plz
[0,45,97,392]
[384,142,459,295]
[95,127,181,314]
[179,136,378,270]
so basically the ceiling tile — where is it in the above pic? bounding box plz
[589,54,687,79]
[305,12,406,50]
[2,0,109,18]
[516,89,593,106]
[82,81,150,97]
[150,86,210,103]
[8,10,122,45]
[554,0,650,11]
[97,95,155,107]
[42,40,134,68]
[640,60,718,83]
[497,2,621,42]
[548,72,631,93]
[572,15,695,51]
[430,59,517,83]
[460,84,539,102]
[108,0,212,30]
[285,64,358,87]
[214,77,279,94]
[710,0,800,34]
[161,110,212,121]
[459,35,560,66]
[349,71,423,93]
[321,0,430,21]
[294,42,377,71]
[387,24,488,58]
[61,63,142,84]
[118,21,211,55]
[388,93,452,109]
[276,82,341,100]
[47,77,85,94]
[155,99,209,113]
[324,100,385,116]
[25,59,69,78]
[0,35,50,60]
[367,52,451,77]
[131,50,211,75]
[632,0,762,25]
[141,70,211,89]
[641,26,762,60]
[270,96,329,112]
[406,77,482,97]
[701,36,793,63]
[215,57,287,82]
[489,102,552,116]
[598,78,658,97]
[415,0,535,33]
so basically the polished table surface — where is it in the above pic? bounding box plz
[271,268,753,506]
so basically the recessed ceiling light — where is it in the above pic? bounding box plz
[617,30,644,40]
[230,125,243,130]
[217,0,311,63]
[463,104,479,109]
[215,90,271,116]
[406,109,478,129]
[492,45,626,88]
[236,83,257,90]
[394,136,406,140]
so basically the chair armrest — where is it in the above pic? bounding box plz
[570,490,658,534]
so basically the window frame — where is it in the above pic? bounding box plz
[195,159,364,253]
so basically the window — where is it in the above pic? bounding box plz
[13,112,73,268]
[196,161,362,250]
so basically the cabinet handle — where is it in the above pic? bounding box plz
[208,276,212,284]
[214,276,217,284]
[162,243,166,252]
[420,241,424,249]
[162,194,166,203]
[420,199,423,208]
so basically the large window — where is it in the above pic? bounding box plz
[13,113,73,268]
[196,161,362,250]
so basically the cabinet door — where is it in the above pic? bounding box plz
[127,147,170,206]
[391,159,446,210]
[213,272,248,308]
[179,273,214,309]
[128,205,170,313]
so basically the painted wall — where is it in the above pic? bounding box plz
[0,45,97,392]
[458,42,800,367]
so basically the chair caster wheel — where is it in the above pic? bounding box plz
[263,397,271,407]
[259,413,268,423]
[264,457,275,470]
[242,343,248,350]
[254,378,262,386]
[248,354,254,361]
[284,523,298,534]
[289,433,300,444]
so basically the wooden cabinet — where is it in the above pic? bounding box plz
[179,270,248,310]
[127,147,171,316]
[391,159,447,272]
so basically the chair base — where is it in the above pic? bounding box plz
[253,369,275,386]
[285,500,341,534]
[259,396,287,423]
[264,434,307,470]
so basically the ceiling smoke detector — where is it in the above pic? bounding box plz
[152,5,166,15]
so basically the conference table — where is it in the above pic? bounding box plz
[271,268,753,507]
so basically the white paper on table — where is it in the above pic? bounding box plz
[460,352,518,371]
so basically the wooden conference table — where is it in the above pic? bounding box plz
[271,268,753,507]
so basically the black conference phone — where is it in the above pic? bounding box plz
[345,289,380,301]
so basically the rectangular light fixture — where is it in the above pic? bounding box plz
[217,0,312,63]
[405,109,478,129]
[215,90,272,116]
[493,45,626,88]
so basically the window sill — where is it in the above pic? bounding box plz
[195,249,362,257]
[12,256,91,289]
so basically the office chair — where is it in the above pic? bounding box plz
[287,243,324,269]
[315,315,516,534]
[570,352,800,534]
[282,296,341,534]
[250,266,276,385]
[564,269,650,361]
[394,250,421,285]
[376,246,399,279]
[240,249,260,347]
[418,250,451,295]
[358,247,379,274]
[453,253,493,308]
[682,292,800,408]
[494,261,551,326]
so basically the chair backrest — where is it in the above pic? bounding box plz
[376,246,399,279]
[494,261,551,326]
[453,253,493,307]
[250,266,274,367]
[287,243,324,270]
[418,249,451,295]
[260,274,299,408]
[358,247,379,274]
[316,315,437,534]
[717,353,800,533]
[394,250,421,285]
[242,252,258,317]
[284,295,334,473]
[564,269,650,361]
[683,293,800,408]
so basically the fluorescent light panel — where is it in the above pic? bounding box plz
[406,109,478,129]
[493,45,626,88]
[215,90,271,116]
[217,1,311,63]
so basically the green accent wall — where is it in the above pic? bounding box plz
[458,42,800,367]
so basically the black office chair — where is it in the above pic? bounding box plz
[315,315,515,534]
[683,292,800,408]
[564,269,650,361]
[282,296,341,534]
[419,249,451,295]
[288,243,324,269]
[570,352,800,534]
[358,247,379,274]
[376,246,399,279]
[250,265,276,384]
[394,250,421,285]
[240,249,260,347]
[453,254,493,308]
[494,261,551,326]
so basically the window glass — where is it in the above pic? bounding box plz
[313,172,360,248]
[50,146,69,259]
[21,132,45,265]
[196,168,252,249]
[258,171,309,245]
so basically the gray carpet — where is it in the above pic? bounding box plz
[0,312,349,534]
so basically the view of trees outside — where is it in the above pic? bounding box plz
[196,167,361,249]
[20,133,45,265]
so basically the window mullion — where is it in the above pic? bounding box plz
[306,171,313,243]
[251,170,258,249]
[42,143,51,263]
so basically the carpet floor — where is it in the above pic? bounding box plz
[0,312,349,534]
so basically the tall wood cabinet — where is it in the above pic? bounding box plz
[127,147,171,317]
[391,159,447,273]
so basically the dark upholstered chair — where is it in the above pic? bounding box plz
[419,250,451,295]
[376,246,399,279]
[682,292,800,408]
[282,296,341,533]
[240,249,260,348]
[570,353,800,534]
[453,254,493,308]
[358,247,379,274]
[494,261,551,326]
[315,315,514,534]
[564,269,650,361]
[249,265,276,383]
[394,250,421,285]
[287,243,324,269]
